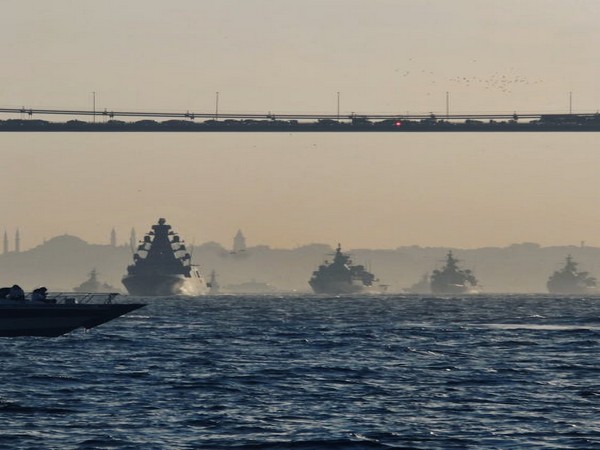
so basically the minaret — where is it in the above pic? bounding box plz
[110,228,117,247]
[3,231,8,254]
[233,229,246,253]
[15,229,20,253]
[129,228,137,252]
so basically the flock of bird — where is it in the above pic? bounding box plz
[394,60,544,95]
[447,73,544,93]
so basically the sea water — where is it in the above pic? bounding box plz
[2,295,600,449]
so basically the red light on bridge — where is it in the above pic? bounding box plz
[395,121,402,127]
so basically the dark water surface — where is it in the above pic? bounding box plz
[2,295,600,449]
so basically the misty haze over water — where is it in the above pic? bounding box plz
[0,233,598,295]
[1,132,599,252]
[4,1,600,448]
[2,132,600,294]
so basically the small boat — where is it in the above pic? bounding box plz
[0,293,144,337]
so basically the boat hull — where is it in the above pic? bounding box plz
[547,284,597,295]
[309,279,383,295]
[430,284,472,295]
[122,273,207,296]
[0,303,144,337]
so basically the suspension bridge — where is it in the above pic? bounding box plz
[0,106,598,132]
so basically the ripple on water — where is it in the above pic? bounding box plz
[1,295,600,448]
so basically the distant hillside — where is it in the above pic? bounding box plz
[0,236,597,294]
[0,235,132,292]
[196,242,600,293]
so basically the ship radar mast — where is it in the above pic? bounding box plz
[564,254,577,273]
[445,251,459,270]
[332,243,352,266]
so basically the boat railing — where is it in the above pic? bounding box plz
[27,292,121,305]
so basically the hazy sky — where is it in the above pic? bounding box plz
[3,133,600,250]
[3,0,600,114]
[1,1,600,250]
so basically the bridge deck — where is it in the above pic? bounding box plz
[0,107,597,131]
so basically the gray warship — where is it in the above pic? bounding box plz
[74,269,117,293]
[430,251,478,295]
[309,244,383,294]
[547,255,597,294]
[122,218,208,296]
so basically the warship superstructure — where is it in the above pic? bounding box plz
[309,244,383,294]
[547,255,597,294]
[430,251,478,295]
[122,218,207,296]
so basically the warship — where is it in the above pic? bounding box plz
[430,251,478,295]
[74,269,117,293]
[547,255,597,294]
[122,218,208,296]
[309,244,383,294]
